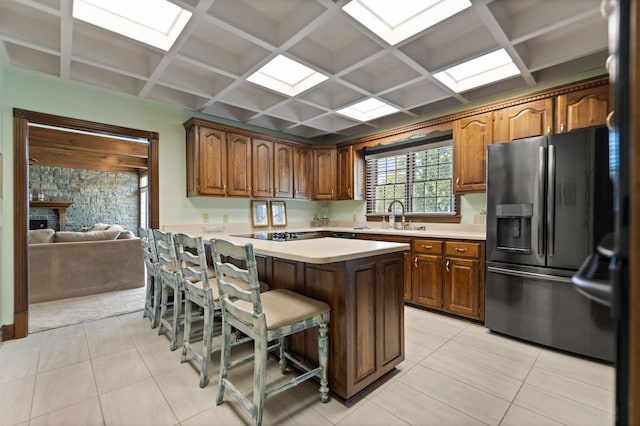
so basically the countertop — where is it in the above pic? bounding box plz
[163,222,485,264]
[220,235,409,264]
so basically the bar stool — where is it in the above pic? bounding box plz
[154,229,183,351]
[210,238,330,426]
[140,228,160,328]
[176,233,269,388]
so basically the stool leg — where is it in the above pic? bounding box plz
[318,318,329,403]
[170,284,181,351]
[152,275,162,328]
[253,335,268,426]
[278,337,286,374]
[181,293,192,363]
[158,281,169,336]
[216,314,232,406]
[200,298,213,388]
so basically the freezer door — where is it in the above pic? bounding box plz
[547,127,613,270]
[487,136,547,266]
[485,263,615,362]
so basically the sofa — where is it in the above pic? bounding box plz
[28,226,144,303]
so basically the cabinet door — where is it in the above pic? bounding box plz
[252,138,274,198]
[337,146,354,200]
[196,126,227,196]
[227,133,252,197]
[412,254,443,308]
[274,143,293,198]
[313,148,336,200]
[494,98,553,143]
[443,256,482,320]
[293,146,312,199]
[454,112,493,193]
[556,85,610,133]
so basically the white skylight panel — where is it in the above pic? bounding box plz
[343,0,472,46]
[73,0,192,51]
[247,55,329,97]
[337,98,400,122]
[433,49,521,93]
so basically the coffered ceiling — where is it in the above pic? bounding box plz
[0,0,608,141]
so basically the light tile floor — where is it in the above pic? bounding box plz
[0,306,614,425]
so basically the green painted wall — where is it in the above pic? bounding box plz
[0,68,322,326]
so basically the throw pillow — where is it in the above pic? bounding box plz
[88,223,111,231]
[55,230,121,242]
[28,229,55,244]
[118,230,135,239]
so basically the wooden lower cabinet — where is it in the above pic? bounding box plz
[268,252,405,402]
[364,235,485,321]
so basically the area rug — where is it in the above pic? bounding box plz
[29,286,147,333]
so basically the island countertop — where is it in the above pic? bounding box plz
[202,234,409,264]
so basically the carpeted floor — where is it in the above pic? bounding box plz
[28,286,147,333]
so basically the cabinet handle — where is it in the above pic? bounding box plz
[547,125,552,134]
[455,247,468,252]
[347,187,351,196]
[446,259,450,272]
[421,245,433,249]
[456,177,460,187]
[223,183,227,195]
[248,186,252,196]
[414,256,418,268]
[560,123,565,132]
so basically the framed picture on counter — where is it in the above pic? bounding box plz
[270,201,287,226]
[251,200,269,227]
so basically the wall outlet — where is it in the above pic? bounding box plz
[222,214,228,224]
[352,214,357,222]
[202,213,209,223]
[473,214,484,224]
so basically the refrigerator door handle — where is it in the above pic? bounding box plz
[487,266,574,283]
[571,254,612,307]
[547,145,556,257]
[537,146,546,256]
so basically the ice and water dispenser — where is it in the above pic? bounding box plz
[495,204,533,253]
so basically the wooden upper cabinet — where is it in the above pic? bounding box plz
[293,146,312,199]
[313,148,337,200]
[227,133,252,197]
[453,112,493,193]
[494,98,554,143]
[252,138,274,198]
[556,85,610,133]
[185,124,227,196]
[337,146,354,200]
[274,143,293,198]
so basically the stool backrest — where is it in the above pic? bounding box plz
[139,227,158,265]
[152,230,180,281]
[210,238,263,317]
[174,233,212,290]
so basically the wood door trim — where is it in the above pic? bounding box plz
[11,109,159,339]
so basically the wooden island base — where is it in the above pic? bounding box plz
[256,250,406,402]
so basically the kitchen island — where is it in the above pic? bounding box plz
[202,234,410,403]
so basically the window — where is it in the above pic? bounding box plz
[139,172,149,230]
[365,139,458,220]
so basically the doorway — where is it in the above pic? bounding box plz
[11,109,159,339]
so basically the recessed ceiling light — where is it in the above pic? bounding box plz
[247,55,329,97]
[337,98,400,122]
[73,0,192,51]
[433,49,520,93]
[343,0,472,46]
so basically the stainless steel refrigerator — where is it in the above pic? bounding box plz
[485,126,615,362]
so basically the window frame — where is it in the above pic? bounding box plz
[364,139,461,223]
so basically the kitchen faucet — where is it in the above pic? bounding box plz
[387,200,406,229]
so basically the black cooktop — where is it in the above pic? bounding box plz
[232,231,326,241]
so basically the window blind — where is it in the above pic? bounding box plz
[365,140,456,216]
